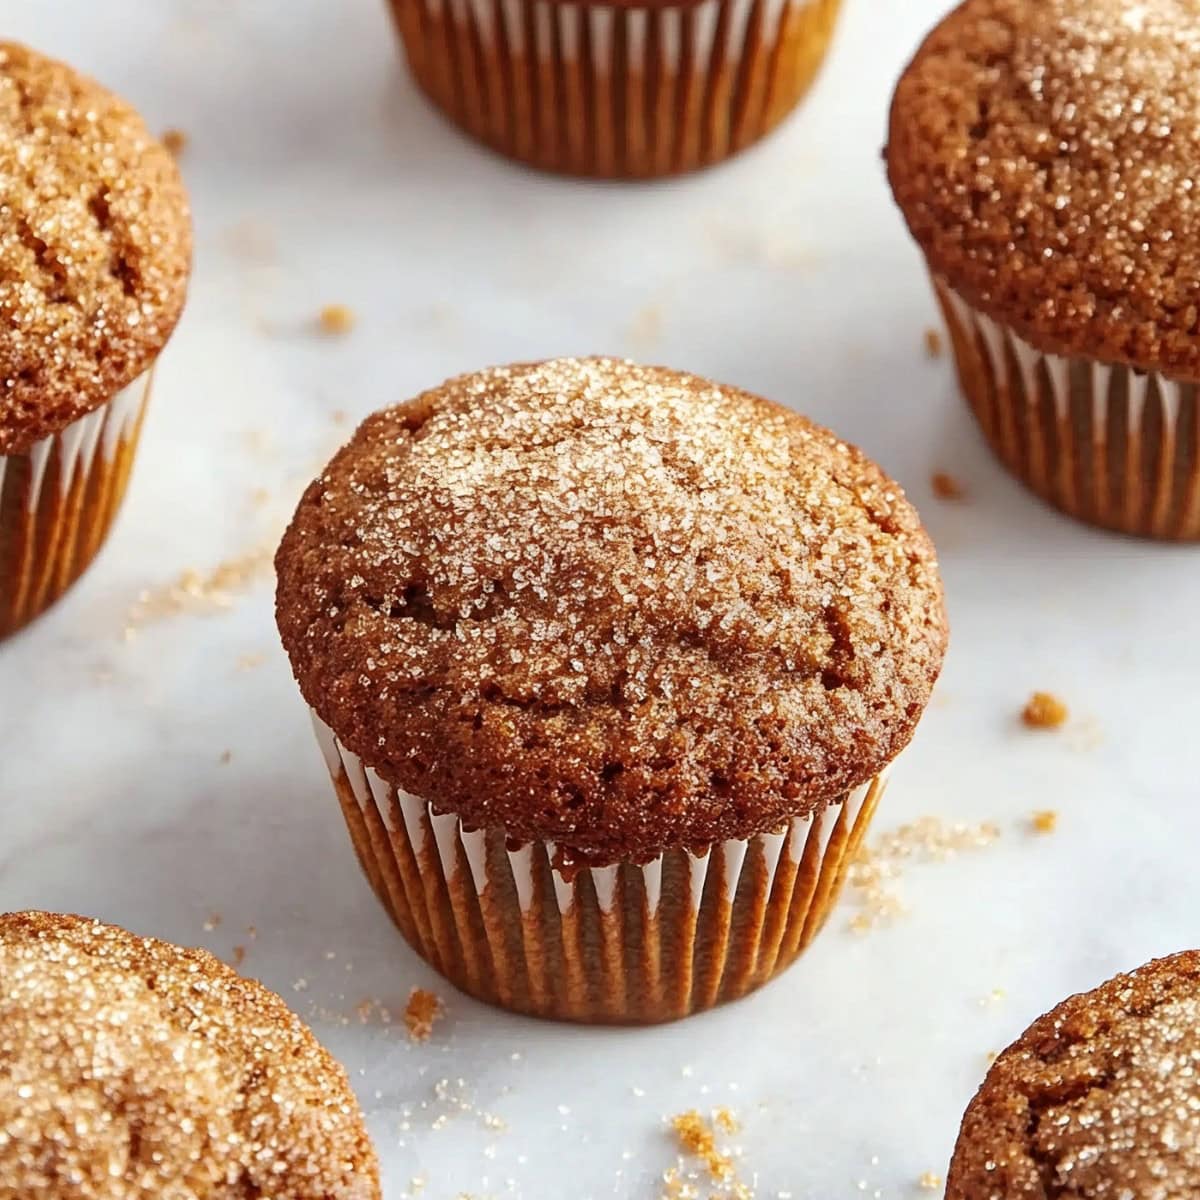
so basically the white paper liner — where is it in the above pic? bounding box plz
[0,371,152,636]
[936,278,1200,539]
[389,0,841,177]
[310,709,887,1023]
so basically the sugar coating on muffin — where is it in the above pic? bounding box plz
[0,911,379,1200]
[0,42,191,453]
[276,357,946,863]
[947,951,1200,1198]
[887,0,1200,378]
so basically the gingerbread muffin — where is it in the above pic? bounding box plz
[888,0,1200,539]
[0,911,379,1200]
[388,0,842,177]
[0,43,191,637]
[275,357,946,1023]
[947,951,1200,1198]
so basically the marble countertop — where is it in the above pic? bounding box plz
[4,1,1199,1196]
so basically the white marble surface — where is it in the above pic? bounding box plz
[3,1,1199,1196]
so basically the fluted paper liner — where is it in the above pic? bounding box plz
[936,278,1200,540]
[388,0,841,177]
[310,710,885,1023]
[0,372,152,638]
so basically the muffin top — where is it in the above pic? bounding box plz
[0,911,379,1200]
[947,951,1200,1199]
[0,43,191,455]
[887,0,1200,380]
[276,358,946,864]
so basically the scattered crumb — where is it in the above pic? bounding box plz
[405,987,444,1042]
[670,1111,734,1183]
[161,127,188,157]
[846,817,1001,933]
[202,912,222,932]
[627,303,663,352]
[331,409,350,426]
[1022,691,1069,729]
[124,542,275,636]
[319,304,356,335]
[1030,809,1059,834]
[218,749,233,766]
[713,1107,740,1135]
[918,1172,943,1190]
[924,328,943,358]
[986,1050,999,1064]
[236,652,266,671]
[931,471,965,501]
[246,925,258,941]
[230,945,247,968]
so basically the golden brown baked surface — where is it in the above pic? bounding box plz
[947,951,1200,1199]
[887,0,1200,380]
[0,911,380,1200]
[0,43,191,454]
[276,358,946,864]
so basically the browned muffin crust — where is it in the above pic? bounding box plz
[0,43,191,455]
[887,0,1200,380]
[276,357,946,864]
[947,951,1200,1199]
[0,911,380,1200]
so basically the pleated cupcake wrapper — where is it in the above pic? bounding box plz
[388,0,840,177]
[936,278,1200,540]
[310,709,886,1023]
[0,372,151,638]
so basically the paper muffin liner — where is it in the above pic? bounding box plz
[0,372,152,638]
[310,709,886,1023]
[935,278,1200,540]
[387,0,841,177]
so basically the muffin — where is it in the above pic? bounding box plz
[388,0,842,177]
[888,0,1200,539]
[947,951,1200,1198]
[0,911,379,1199]
[275,357,946,1023]
[0,43,191,637]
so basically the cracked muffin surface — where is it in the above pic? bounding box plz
[275,357,946,864]
[0,42,191,453]
[887,0,1200,379]
[947,951,1200,1199]
[0,911,380,1200]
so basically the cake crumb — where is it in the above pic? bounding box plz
[931,471,965,500]
[924,328,943,358]
[670,1111,733,1182]
[230,945,246,968]
[1022,691,1068,729]
[319,304,356,335]
[203,913,222,932]
[986,1049,999,1064]
[161,127,188,157]
[1031,809,1059,834]
[918,1171,943,1190]
[404,987,444,1042]
[713,1107,740,1135]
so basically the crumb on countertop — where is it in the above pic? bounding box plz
[319,304,356,335]
[161,127,188,158]
[218,750,233,766]
[203,913,222,933]
[931,471,965,500]
[918,1171,943,1190]
[1031,809,1059,834]
[924,328,943,358]
[230,945,247,969]
[1022,691,1069,729]
[404,987,444,1042]
[670,1110,734,1182]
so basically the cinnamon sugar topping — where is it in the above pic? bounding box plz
[0,911,379,1199]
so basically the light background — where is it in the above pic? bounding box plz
[1,1,1195,1196]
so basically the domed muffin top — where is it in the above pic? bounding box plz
[276,358,946,864]
[0,911,379,1200]
[948,951,1200,1199]
[888,0,1200,380]
[0,43,191,454]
